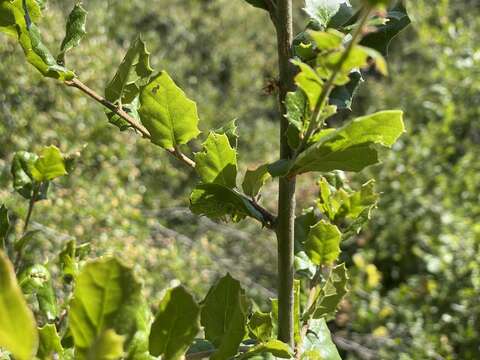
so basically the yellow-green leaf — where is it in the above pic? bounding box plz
[31,145,67,182]
[304,220,341,266]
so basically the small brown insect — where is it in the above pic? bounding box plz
[262,78,280,95]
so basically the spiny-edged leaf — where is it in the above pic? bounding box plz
[303,264,348,320]
[301,318,341,360]
[86,330,124,360]
[105,36,153,104]
[201,273,249,360]
[0,205,9,248]
[18,264,58,322]
[248,311,273,342]
[304,0,351,28]
[0,0,41,36]
[215,119,239,148]
[149,286,200,360]
[292,60,323,111]
[139,71,200,149]
[329,70,363,110]
[37,324,63,359]
[57,2,87,64]
[242,164,271,198]
[290,110,405,175]
[243,0,269,11]
[304,220,341,266]
[31,145,67,182]
[190,183,265,224]
[68,257,142,353]
[195,133,237,188]
[0,251,38,360]
[360,2,411,56]
[238,340,293,360]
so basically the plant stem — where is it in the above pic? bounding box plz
[274,0,296,347]
[68,77,277,228]
[295,7,373,155]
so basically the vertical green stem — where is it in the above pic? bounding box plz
[275,0,296,347]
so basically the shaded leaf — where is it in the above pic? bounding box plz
[11,150,38,199]
[248,311,273,342]
[149,286,200,360]
[303,264,348,320]
[242,164,271,198]
[243,0,269,11]
[201,273,249,360]
[139,71,200,149]
[360,2,411,56]
[215,119,239,148]
[0,251,38,360]
[57,2,87,63]
[190,183,265,224]
[0,205,9,249]
[195,133,237,188]
[291,110,405,175]
[68,257,142,353]
[304,221,342,266]
[329,70,363,110]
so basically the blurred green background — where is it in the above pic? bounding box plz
[1,0,479,358]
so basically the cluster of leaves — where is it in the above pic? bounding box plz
[0,0,409,359]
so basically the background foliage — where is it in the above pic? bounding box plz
[0,0,478,358]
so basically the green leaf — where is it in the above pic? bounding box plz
[242,164,271,198]
[243,0,269,11]
[195,133,237,188]
[190,183,265,224]
[31,145,67,182]
[294,210,318,278]
[301,319,341,360]
[360,2,411,56]
[201,273,249,360]
[139,71,200,149]
[215,119,239,148]
[329,70,363,110]
[0,205,9,249]
[57,2,87,64]
[58,239,77,283]
[0,0,41,36]
[11,150,38,199]
[68,257,142,354]
[304,220,341,266]
[105,36,153,104]
[37,324,63,359]
[304,0,351,28]
[308,29,343,51]
[291,110,405,175]
[292,60,323,111]
[303,264,348,320]
[86,330,124,360]
[286,89,309,132]
[149,286,200,360]
[248,311,273,342]
[0,251,38,360]
[239,340,293,359]
[18,264,58,322]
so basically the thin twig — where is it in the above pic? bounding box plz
[294,7,373,156]
[64,78,197,169]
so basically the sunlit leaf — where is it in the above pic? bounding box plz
[304,220,341,266]
[301,318,341,360]
[31,145,67,182]
[195,133,237,188]
[0,252,38,360]
[139,71,200,149]
[242,164,271,198]
[37,324,63,359]
[86,330,124,360]
[238,340,293,359]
